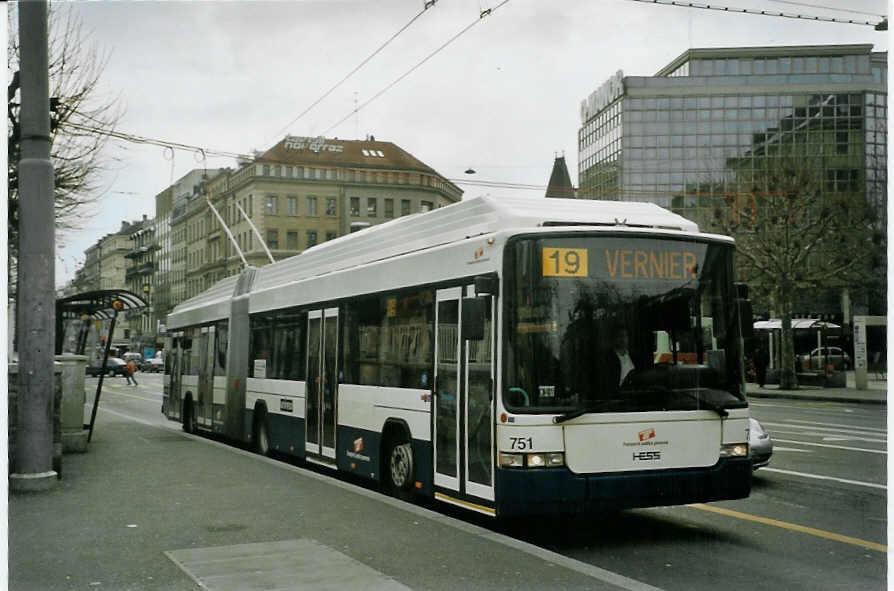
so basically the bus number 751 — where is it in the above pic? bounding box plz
[509,436,533,450]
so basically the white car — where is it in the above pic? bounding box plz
[801,346,851,371]
[749,418,773,470]
[143,357,165,373]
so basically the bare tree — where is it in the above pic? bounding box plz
[8,4,122,292]
[710,145,877,389]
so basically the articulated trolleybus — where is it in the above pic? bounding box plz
[163,195,753,517]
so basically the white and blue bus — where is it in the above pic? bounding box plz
[163,195,753,517]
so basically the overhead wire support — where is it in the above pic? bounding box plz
[268,0,439,141]
[324,0,512,135]
[624,0,886,27]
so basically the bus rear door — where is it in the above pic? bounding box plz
[305,308,338,463]
[197,326,215,429]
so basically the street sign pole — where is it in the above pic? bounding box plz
[11,0,57,492]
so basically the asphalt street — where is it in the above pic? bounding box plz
[34,374,887,591]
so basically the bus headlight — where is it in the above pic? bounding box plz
[499,452,524,467]
[719,443,748,458]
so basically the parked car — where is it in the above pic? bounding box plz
[800,346,851,371]
[143,357,164,373]
[749,417,773,470]
[85,357,129,377]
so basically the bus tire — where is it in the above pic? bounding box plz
[384,432,414,501]
[253,407,271,457]
[183,396,197,434]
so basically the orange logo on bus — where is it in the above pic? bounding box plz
[638,428,656,442]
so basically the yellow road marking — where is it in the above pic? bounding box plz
[689,503,887,553]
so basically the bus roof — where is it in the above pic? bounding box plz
[168,195,702,328]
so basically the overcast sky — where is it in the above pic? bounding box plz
[19,0,887,286]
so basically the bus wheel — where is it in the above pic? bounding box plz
[385,437,414,501]
[182,398,197,434]
[254,408,271,457]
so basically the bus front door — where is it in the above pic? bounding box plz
[434,286,495,507]
[305,308,338,462]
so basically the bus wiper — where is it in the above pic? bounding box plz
[625,385,730,418]
[553,400,619,424]
[678,389,729,417]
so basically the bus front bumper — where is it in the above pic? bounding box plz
[494,457,752,517]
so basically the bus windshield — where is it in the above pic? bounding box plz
[503,234,746,415]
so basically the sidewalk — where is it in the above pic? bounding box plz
[746,371,887,405]
[9,410,657,591]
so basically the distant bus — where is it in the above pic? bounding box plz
[162,196,753,517]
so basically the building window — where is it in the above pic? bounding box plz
[420,201,433,212]
[384,198,394,218]
[263,165,270,176]
[401,199,410,216]
[326,231,337,242]
[307,196,318,216]
[266,195,278,215]
[285,166,293,178]
[287,231,298,250]
[274,165,281,177]
[326,197,337,216]
[287,196,298,216]
[350,197,360,216]
[367,198,377,217]
[306,230,317,248]
[266,229,279,250]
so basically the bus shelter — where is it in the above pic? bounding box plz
[55,289,147,441]
[853,315,887,390]
[753,318,841,370]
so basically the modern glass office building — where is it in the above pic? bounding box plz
[577,44,887,317]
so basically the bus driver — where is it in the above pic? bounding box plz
[605,324,636,391]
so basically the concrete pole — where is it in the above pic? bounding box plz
[11,0,58,491]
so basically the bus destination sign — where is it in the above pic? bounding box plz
[542,241,707,281]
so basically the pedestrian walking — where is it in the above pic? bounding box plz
[126,359,139,386]
[755,343,769,388]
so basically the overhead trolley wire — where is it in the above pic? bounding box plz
[623,0,886,27]
[268,1,439,142]
[323,0,512,135]
[762,0,886,18]
[63,121,251,162]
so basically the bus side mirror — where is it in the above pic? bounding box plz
[474,275,496,296]
[462,297,487,340]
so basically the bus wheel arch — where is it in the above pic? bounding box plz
[381,419,414,500]
[252,402,271,456]
[182,393,197,434]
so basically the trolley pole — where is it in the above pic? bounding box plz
[11,0,58,492]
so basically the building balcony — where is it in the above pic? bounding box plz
[125,262,155,281]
